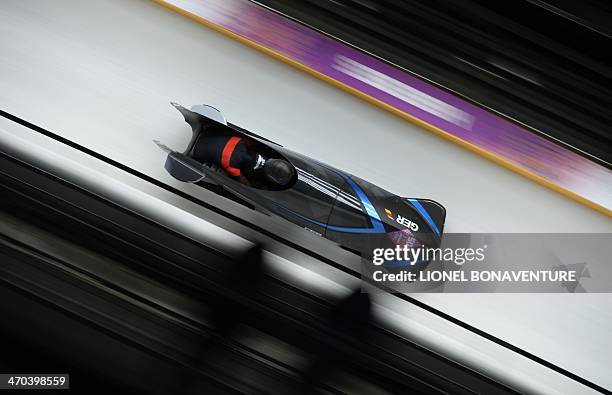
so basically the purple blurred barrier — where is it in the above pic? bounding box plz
[154,0,612,215]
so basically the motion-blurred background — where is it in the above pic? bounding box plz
[1,0,611,394]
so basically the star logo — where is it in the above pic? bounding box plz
[553,262,591,293]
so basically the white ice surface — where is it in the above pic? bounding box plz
[1,0,610,391]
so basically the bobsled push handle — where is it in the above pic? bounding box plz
[190,104,227,125]
[170,102,228,156]
[155,140,218,185]
[164,151,206,183]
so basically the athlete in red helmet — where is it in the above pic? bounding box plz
[170,102,295,188]
[192,134,294,188]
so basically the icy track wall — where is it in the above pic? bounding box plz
[154,0,612,216]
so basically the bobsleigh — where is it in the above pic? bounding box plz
[156,103,446,258]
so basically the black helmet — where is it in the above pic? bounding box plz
[263,158,295,187]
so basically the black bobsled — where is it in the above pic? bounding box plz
[157,103,446,260]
